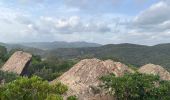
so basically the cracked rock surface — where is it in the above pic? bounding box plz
[1,51,32,75]
[51,58,133,100]
[138,64,170,80]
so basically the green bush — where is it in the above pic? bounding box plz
[0,76,68,100]
[46,94,63,100]
[67,95,78,100]
[0,46,8,66]
[101,73,170,100]
[27,55,76,81]
[52,82,68,95]
[0,71,19,83]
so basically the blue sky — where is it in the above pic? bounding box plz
[0,0,169,45]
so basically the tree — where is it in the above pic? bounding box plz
[0,76,68,100]
[45,94,63,100]
[26,55,76,81]
[0,46,7,66]
[0,71,18,83]
[101,73,170,100]
[67,95,78,100]
[0,46,7,58]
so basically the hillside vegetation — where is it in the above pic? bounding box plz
[101,73,170,100]
[27,55,76,81]
[1,47,170,100]
[0,76,74,100]
[0,46,76,81]
[2,43,170,71]
[46,43,170,71]
[20,41,101,50]
[0,46,8,66]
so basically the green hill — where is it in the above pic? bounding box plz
[2,43,170,71]
[19,41,101,50]
[0,45,7,66]
[45,43,170,71]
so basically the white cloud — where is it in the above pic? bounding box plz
[0,4,118,43]
[24,15,113,34]
[1,0,170,45]
[132,1,170,31]
[120,0,170,45]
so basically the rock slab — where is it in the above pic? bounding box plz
[138,64,170,80]
[51,58,133,100]
[1,51,32,75]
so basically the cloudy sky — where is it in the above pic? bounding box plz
[0,0,169,45]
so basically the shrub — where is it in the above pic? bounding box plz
[46,94,63,100]
[0,76,68,100]
[67,95,78,100]
[101,73,170,100]
[26,55,76,81]
[0,71,19,83]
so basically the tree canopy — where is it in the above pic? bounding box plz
[101,73,170,100]
[0,76,68,100]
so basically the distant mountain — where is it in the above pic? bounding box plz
[19,41,102,50]
[0,42,45,56]
[0,43,28,51]
[45,43,170,71]
[2,42,170,71]
[0,41,101,56]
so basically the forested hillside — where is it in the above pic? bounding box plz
[2,43,170,71]
[46,43,170,71]
[20,41,101,50]
[0,46,8,66]
[0,46,76,81]
[1,45,170,100]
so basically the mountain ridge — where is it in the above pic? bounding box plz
[18,41,102,50]
[45,43,170,71]
[1,42,170,71]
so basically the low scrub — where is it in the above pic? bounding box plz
[101,73,170,100]
[0,76,72,100]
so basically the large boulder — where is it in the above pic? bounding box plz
[1,51,32,75]
[51,58,133,100]
[138,64,170,80]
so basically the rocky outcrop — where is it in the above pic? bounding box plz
[138,64,170,80]
[51,58,133,100]
[1,51,32,75]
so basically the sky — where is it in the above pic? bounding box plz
[0,0,170,45]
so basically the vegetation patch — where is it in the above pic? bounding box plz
[101,73,170,100]
[0,76,68,100]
